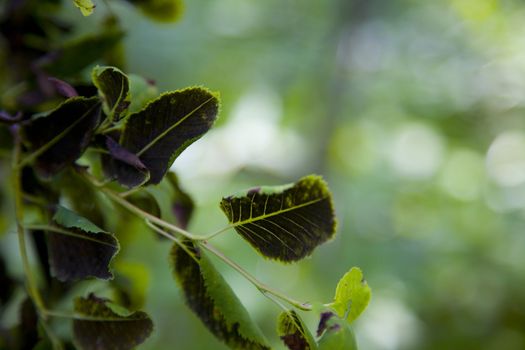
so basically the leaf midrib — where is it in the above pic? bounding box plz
[231,196,327,227]
[136,95,215,157]
[47,225,117,248]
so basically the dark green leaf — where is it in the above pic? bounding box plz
[119,87,219,184]
[127,0,184,22]
[21,97,101,178]
[170,241,270,350]
[37,30,124,78]
[317,312,357,350]
[220,175,337,262]
[329,267,371,324]
[73,294,153,350]
[48,206,119,281]
[277,311,317,350]
[92,66,130,121]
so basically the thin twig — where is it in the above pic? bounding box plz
[12,129,47,318]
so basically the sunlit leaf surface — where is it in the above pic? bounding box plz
[330,267,371,324]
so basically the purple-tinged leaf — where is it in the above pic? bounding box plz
[166,172,194,229]
[102,136,149,188]
[0,111,22,124]
[48,77,78,98]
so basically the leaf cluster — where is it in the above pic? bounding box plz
[0,1,371,349]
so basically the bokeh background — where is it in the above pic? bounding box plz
[3,0,525,349]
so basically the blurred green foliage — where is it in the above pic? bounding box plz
[2,0,525,349]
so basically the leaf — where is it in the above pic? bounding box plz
[73,294,153,350]
[102,136,149,188]
[127,0,184,22]
[127,74,158,114]
[57,168,107,228]
[92,66,130,121]
[48,77,79,98]
[330,267,371,324]
[277,311,317,350]
[0,111,22,123]
[317,312,357,350]
[48,206,119,281]
[170,241,270,350]
[219,175,337,262]
[112,261,150,309]
[37,29,124,78]
[119,87,219,184]
[21,97,101,178]
[73,0,96,16]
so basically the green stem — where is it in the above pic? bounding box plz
[12,131,47,318]
[144,220,200,264]
[100,183,198,239]
[199,242,312,311]
[80,169,312,310]
[81,170,233,241]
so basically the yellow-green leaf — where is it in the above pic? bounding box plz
[330,267,371,324]
[73,0,96,16]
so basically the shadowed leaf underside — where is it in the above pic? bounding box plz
[220,175,336,262]
[73,294,153,350]
[48,206,119,281]
[170,242,270,350]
